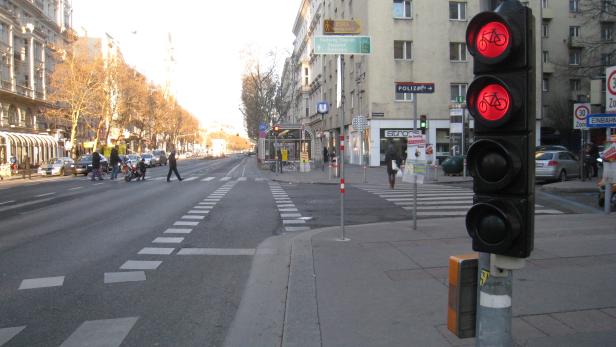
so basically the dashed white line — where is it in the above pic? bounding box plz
[174,221,199,226]
[201,177,215,181]
[69,186,83,191]
[153,237,184,244]
[182,215,205,220]
[19,276,65,290]
[104,272,146,284]
[183,177,198,182]
[177,248,256,256]
[0,200,15,206]
[60,317,138,347]
[138,247,175,255]
[164,228,192,234]
[35,192,56,198]
[120,260,162,270]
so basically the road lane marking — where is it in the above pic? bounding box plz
[203,198,220,202]
[225,162,242,177]
[394,200,470,206]
[19,276,65,290]
[188,210,210,214]
[0,326,26,345]
[242,165,246,177]
[0,197,55,212]
[285,227,311,232]
[182,215,205,220]
[138,247,175,255]
[277,204,295,208]
[177,248,256,256]
[283,219,306,224]
[93,183,104,186]
[104,272,146,284]
[164,228,192,234]
[60,317,138,347]
[279,208,298,212]
[193,205,213,209]
[69,186,83,191]
[120,260,162,270]
[281,213,302,218]
[183,177,198,181]
[237,177,247,181]
[199,202,217,205]
[0,200,15,205]
[174,221,199,226]
[536,209,565,215]
[153,237,184,244]
[255,178,267,181]
[201,177,215,181]
[34,192,56,198]
[220,177,232,181]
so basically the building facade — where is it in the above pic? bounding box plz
[0,0,73,170]
[285,0,561,167]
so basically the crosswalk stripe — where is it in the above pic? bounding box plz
[379,193,474,198]
[183,177,198,181]
[0,326,26,345]
[388,197,473,202]
[237,177,247,181]
[164,228,192,234]
[201,177,215,181]
[19,276,65,290]
[60,317,138,347]
[285,226,311,232]
[283,219,306,224]
[120,260,162,270]
[220,177,232,181]
[536,209,565,215]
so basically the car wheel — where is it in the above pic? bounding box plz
[559,170,567,182]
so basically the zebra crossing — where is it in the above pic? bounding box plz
[147,175,270,182]
[269,182,312,233]
[359,184,565,218]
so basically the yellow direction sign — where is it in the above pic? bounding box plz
[324,19,361,35]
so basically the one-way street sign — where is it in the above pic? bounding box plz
[396,82,435,94]
[586,114,616,128]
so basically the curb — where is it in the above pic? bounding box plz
[539,185,598,193]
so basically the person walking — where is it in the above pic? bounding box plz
[91,151,103,181]
[385,142,401,189]
[322,147,328,171]
[276,147,283,173]
[22,152,31,180]
[167,150,182,182]
[109,146,120,180]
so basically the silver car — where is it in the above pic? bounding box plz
[38,157,74,176]
[140,153,156,167]
[535,151,580,182]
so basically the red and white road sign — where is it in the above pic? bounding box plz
[607,66,616,113]
[573,103,591,129]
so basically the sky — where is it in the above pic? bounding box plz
[72,0,299,136]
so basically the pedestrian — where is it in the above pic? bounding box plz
[167,150,182,182]
[589,142,599,177]
[323,147,329,171]
[137,158,147,181]
[22,152,31,180]
[109,145,120,180]
[91,151,103,181]
[276,147,283,173]
[385,142,401,189]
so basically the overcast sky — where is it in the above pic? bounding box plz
[72,0,299,135]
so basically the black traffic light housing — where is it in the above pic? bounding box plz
[420,115,427,134]
[465,0,535,258]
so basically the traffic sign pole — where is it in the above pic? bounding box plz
[339,55,348,242]
[413,94,418,231]
[607,127,613,215]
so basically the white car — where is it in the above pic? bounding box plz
[38,157,74,176]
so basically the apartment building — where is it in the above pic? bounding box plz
[286,0,546,166]
[0,0,73,169]
[540,0,615,146]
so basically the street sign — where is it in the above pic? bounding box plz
[586,114,616,128]
[573,103,590,129]
[259,123,267,131]
[395,82,435,94]
[607,66,616,112]
[324,19,361,35]
[317,101,329,114]
[352,115,368,130]
[314,36,371,55]
[407,131,425,145]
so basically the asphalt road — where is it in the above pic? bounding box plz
[0,155,587,346]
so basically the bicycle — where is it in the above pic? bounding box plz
[478,92,508,114]
[478,28,507,52]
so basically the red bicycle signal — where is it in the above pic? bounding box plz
[476,83,510,121]
[474,21,510,59]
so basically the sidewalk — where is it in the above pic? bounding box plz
[539,178,601,193]
[261,162,473,186]
[226,213,616,347]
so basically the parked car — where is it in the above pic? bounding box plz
[38,157,74,176]
[152,150,167,166]
[73,154,109,176]
[535,151,580,182]
[536,145,568,152]
[124,154,141,168]
[140,153,156,167]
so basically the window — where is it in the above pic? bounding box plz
[569,48,581,65]
[395,87,414,101]
[449,2,466,20]
[603,0,613,12]
[393,0,412,18]
[601,23,614,41]
[542,23,549,38]
[304,67,309,86]
[542,50,549,63]
[602,53,612,66]
[449,42,467,61]
[394,40,412,60]
[569,26,580,37]
[450,83,467,102]
[542,76,550,92]
[541,0,548,8]
[570,79,581,91]
[569,0,578,12]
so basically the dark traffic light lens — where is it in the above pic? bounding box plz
[477,213,507,245]
[475,21,510,59]
[476,83,510,121]
[479,152,508,183]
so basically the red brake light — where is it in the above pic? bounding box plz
[474,21,511,59]
[547,160,558,167]
[475,83,510,121]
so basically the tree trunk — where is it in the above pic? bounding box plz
[70,117,79,159]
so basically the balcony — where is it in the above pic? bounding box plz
[543,62,555,74]
[542,8,554,20]
[568,36,584,47]
[1,79,12,90]
[16,85,33,98]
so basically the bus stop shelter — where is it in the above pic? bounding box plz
[0,131,58,167]
[258,124,317,170]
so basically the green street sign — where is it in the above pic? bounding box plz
[314,36,371,55]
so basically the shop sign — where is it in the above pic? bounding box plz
[383,129,420,138]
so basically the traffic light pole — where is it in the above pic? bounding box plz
[413,93,418,231]
[339,55,348,241]
[476,253,513,347]
[606,128,612,215]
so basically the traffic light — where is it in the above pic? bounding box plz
[465,0,535,258]
[273,125,281,133]
[420,115,427,134]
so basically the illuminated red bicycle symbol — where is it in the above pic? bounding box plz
[478,92,509,115]
[478,28,508,52]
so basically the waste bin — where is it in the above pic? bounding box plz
[442,156,464,175]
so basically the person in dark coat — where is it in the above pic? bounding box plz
[91,151,103,181]
[109,146,120,180]
[167,150,182,182]
[137,158,147,181]
[384,142,401,189]
[322,147,329,171]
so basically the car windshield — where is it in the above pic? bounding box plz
[127,155,139,160]
[535,152,554,160]
[78,155,92,161]
[48,159,63,165]
[142,154,152,158]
